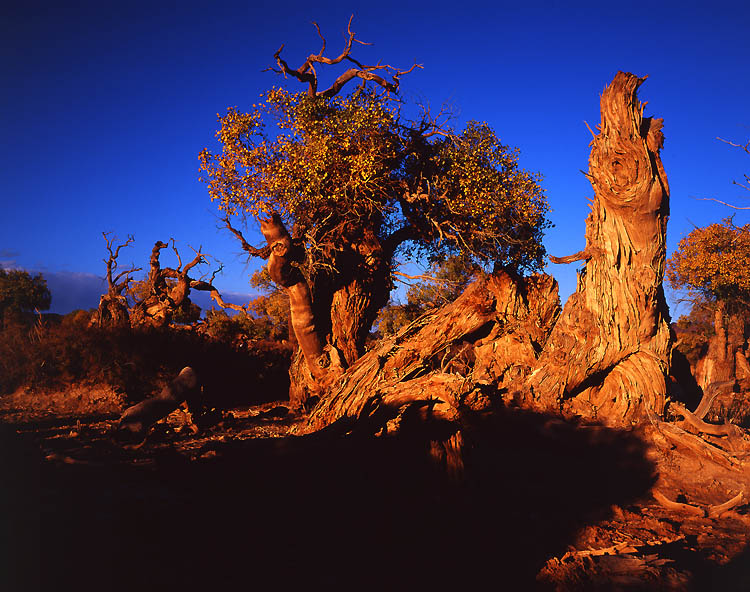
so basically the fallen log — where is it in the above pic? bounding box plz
[299,271,559,435]
[117,366,200,441]
[671,401,742,438]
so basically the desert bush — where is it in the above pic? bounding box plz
[201,308,279,343]
[0,314,292,407]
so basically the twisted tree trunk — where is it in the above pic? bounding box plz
[525,72,672,425]
[263,217,392,410]
[298,271,560,474]
[298,71,673,448]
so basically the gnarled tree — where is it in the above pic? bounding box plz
[667,217,750,398]
[91,232,140,328]
[127,239,240,328]
[523,72,673,425]
[200,18,550,407]
[296,72,673,456]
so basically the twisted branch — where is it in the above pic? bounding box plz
[222,216,272,259]
[270,16,421,98]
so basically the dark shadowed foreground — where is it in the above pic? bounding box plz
[2,404,748,591]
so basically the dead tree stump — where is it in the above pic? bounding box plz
[300,71,673,440]
[525,72,672,425]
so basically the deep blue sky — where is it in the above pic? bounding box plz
[2,0,749,316]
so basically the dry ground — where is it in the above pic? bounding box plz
[1,386,749,591]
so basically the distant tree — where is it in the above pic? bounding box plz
[125,239,241,328]
[248,268,290,341]
[667,217,750,390]
[376,255,480,337]
[91,233,140,328]
[199,18,550,405]
[0,268,51,326]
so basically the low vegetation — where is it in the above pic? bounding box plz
[0,308,292,411]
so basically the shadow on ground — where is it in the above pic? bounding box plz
[2,408,660,591]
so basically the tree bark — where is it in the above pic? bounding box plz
[695,304,746,389]
[118,367,200,440]
[300,271,559,432]
[92,294,130,328]
[328,230,391,367]
[273,221,391,410]
[298,71,673,443]
[523,72,672,425]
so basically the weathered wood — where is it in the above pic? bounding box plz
[671,401,742,438]
[652,491,706,517]
[91,233,139,328]
[694,305,747,391]
[118,367,200,439]
[524,72,672,425]
[693,380,734,419]
[300,271,559,436]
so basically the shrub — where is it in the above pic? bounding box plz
[0,314,292,408]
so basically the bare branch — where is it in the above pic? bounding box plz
[653,490,705,517]
[112,266,141,290]
[392,271,462,285]
[190,279,247,313]
[270,16,420,98]
[671,401,742,438]
[717,136,750,155]
[708,492,745,518]
[170,238,183,270]
[183,252,205,274]
[692,197,750,210]
[653,489,745,520]
[101,232,136,291]
[320,68,397,98]
[222,216,272,259]
[208,263,224,285]
[693,380,734,419]
[549,246,601,264]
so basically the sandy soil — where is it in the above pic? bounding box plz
[1,387,749,591]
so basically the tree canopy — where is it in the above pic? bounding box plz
[198,18,553,396]
[0,268,51,323]
[666,217,750,311]
[199,85,550,273]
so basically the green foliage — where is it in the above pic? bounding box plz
[376,255,479,337]
[201,268,290,343]
[0,269,51,324]
[202,308,277,342]
[667,217,750,312]
[200,87,550,273]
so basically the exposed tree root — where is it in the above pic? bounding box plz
[553,534,686,563]
[671,401,743,439]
